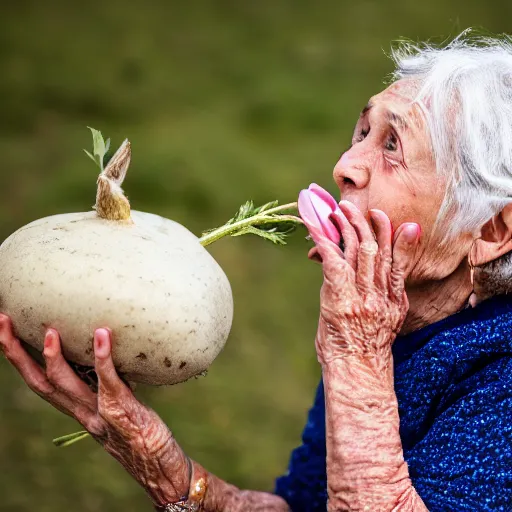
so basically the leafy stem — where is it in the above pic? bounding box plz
[199,201,301,247]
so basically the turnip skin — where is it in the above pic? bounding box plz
[0,210,233,385]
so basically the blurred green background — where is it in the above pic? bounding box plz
[0,1,510,510]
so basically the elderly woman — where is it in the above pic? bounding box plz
[1,34,511,511]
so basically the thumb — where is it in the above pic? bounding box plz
[94,328,127,397]
[390,223,421,302]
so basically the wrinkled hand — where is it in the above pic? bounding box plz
[304,201,421,364]
[0,317,189,506]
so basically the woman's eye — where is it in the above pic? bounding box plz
[356,128,369,142]
[385,133,398,151]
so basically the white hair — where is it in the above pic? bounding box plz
[390,31,512,292]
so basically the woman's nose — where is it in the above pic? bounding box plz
[333,149,371,192]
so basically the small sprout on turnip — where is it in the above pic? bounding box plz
[83,127,110,171]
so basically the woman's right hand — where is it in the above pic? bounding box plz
[0,315,191,508]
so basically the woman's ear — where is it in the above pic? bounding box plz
[469,202,512,267]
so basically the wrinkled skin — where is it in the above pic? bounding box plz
[330,81,477,332]
[1,79,509,511]
[311,203,419,364]
[305,202,427,511]
[0,322,191,505]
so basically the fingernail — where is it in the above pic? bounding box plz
[338,200,354,214]
[94,328,109,358]
[403,223,420,243]
[43,330,56,356]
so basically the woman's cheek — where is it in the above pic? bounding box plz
[368,174,399,212]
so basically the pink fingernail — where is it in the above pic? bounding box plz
[94,328,110,358]
[43,335,51,350]
[43,331,55,356]
[94,329,105,349]
[403,224,420,243]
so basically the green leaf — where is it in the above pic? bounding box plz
[83,149,97,165]
[232,200,255,222]
[88,127,106,158]
[232,225,288,245]
[52,430,90,448]
[213,201,258,230]
[254,200,279,214]
[86,126,108,170]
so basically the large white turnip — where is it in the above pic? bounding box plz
[0,135,234,385]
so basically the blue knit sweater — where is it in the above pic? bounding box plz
[274,294,512,511]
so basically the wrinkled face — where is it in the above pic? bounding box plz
[333,80,472,282]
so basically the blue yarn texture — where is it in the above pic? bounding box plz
[274,294,512,511]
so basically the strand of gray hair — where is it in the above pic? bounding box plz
[389,29,512,294]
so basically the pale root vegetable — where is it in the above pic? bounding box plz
[0,137,233,385]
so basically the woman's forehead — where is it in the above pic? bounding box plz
[370,80,419,108]
[366,80,427,133]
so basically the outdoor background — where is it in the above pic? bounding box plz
[0,1,510,510]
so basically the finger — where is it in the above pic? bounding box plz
[0,316,97,423]
[310,227,344,260]
[339,201,378,291]
[314,235,356,290]
[43,329,97,411]
[330,209,359,269]
[339,201,376,244]
[308,247,323,264]
[369,209,393,293]
[356,240,379,292]
[0,314,54,398]
[94,328,129,397]
[390,223,421,303]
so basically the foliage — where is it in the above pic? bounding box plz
[200,200,302,246]
[83,127,110,171]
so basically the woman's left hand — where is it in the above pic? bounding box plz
[303,199,421,365]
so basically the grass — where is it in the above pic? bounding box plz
[0,1,511,509]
